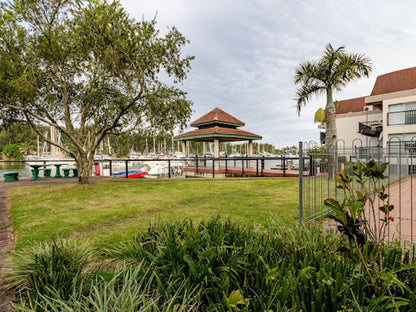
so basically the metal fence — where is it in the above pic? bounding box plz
[299,138,416,242]
[0,155,301,179]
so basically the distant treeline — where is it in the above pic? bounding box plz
[0,121,295,157]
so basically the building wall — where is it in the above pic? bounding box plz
[336,110,382,148]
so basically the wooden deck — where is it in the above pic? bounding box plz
[183,166,308,177]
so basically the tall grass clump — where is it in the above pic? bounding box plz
[107,216,416,311]
[3,239,95,304]
[4,217,416,310]
[12,264,200,312]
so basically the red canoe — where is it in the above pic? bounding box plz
[120,171,147,179]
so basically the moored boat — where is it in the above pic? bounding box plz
[113,170,147,179]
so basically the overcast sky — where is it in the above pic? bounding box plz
[120,0,416,147]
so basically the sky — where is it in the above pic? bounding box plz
[120,0,416,148]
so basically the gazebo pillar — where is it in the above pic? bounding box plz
[214,138,220,170]
[248,140,253,167]
[181,141,187,157]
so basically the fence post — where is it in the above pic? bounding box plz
[168,159,171,178]
[242,158,245,175]
[109,159,112,176]
[283,156,286,177]
[261,156,264,177]
[212,157,215,178]
[225,154,228,174]
[256,159,259,177]
[196,155,198,173]
[125,160,129,179]
[299,141,303,224]
[309,155,313,176]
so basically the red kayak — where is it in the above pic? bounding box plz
[119,171,147,179]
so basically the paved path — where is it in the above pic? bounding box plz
[387,176,416,241]
[0,177,106,311]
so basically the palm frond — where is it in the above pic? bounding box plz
[293,43,371,115]
[295,84,326,116]
[294,61,316,84]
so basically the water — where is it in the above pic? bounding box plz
[0,162,31,178]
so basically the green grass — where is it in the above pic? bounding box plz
[9,177,299,249]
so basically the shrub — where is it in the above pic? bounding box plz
[2,143,24,160]
[3,239,95,303]
[5,218,416,311]
[107,216,416,311]
[12,264,200,312]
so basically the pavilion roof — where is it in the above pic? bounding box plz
[190,107,245,127]
[174,126,262,142]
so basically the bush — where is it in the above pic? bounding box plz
[2,143,24,160]
[107,216,416,311]
[5,219,416,311]
[3,239,95,303]
[12,265,199,312]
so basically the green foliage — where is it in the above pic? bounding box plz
[3,239,95,303]
[2,143,24,160]
[0,0,193,183]
[0,122,40,152]
[12,265,199,312]
[325,160,392,247]
[294,44,372,114]
[4,218,416,311]
[106,217,416,311]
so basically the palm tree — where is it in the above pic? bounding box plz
[295,44,372,176]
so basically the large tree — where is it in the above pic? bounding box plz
[0,0,193,184]
[294,44,372,176]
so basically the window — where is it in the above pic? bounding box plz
[388,102,416,125]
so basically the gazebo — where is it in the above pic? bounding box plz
[174,107,262,170]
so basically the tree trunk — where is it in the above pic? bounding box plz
[76,153,93,185]
[325,89,337,179]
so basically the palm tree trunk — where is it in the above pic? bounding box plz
[325,89,337,179]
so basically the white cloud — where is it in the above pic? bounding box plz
[120,0,416,146]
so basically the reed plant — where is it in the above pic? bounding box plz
[4,217,416,311]
[107,216,416,311]
[12,265,200,312]
[3,239,95,304]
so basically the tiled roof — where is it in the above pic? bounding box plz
[335,96,366,114]
[371,67,416,96]
[190,107,245,127]
[174,126,262,140]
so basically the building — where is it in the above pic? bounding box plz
[335,67,416,149]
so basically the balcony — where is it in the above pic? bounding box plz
[388,109,416,126]
[358,120,383,137]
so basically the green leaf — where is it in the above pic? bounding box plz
[379,204,394,214]
[226,290,248,307]
[324,198,344,214]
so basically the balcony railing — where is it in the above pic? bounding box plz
[388,109,416,125]
[358,120,383,137]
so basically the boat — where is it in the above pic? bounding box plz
[113,170,147,179]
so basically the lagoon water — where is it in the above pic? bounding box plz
[0,162,31,178]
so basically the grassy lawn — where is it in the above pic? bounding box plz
[9,177,299,249]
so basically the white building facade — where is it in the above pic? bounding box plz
[335,67,416,149]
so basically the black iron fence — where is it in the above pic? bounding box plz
[0,155,302,179]
[299,138,416,242]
